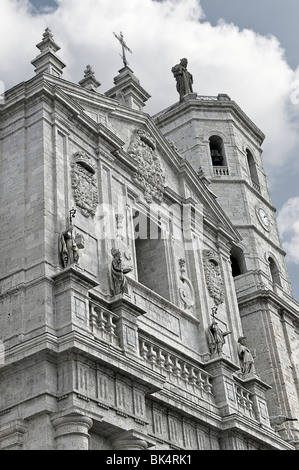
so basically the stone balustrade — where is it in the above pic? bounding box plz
[89,302,120,347]
[251,178,261,192]
[213,166,229,176]
[235,384,255,419]
[139,337,214,403]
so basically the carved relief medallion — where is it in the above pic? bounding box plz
[203,249,225,305]
[128,128,166,203]
[71,151,98,217]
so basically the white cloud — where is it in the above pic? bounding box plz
[277,197,299,264]
[0,0,298,170]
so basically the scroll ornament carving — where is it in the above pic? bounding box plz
[71,151,98,217]
[128,128,166,203]
[203,250,225,306]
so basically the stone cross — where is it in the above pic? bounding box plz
[113,31,132,67]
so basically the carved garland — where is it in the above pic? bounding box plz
[128,128,166,203]
[203,249,225,306]
[71,151,98,217]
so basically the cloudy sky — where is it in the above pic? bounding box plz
[1,0,299,301]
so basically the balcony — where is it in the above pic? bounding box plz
[139,336,215,405]
[89,300,120,347]
[235,384,255,419]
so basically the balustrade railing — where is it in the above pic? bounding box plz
[139,338,214,403]
[213,166,229,176]
[251,178,261,192]
[235,385,255,419]
[89,302,120,347]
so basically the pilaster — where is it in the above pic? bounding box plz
[52,266,99,335]
[238,373,272,427]
[204,356,241,416]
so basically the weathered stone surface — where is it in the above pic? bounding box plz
[0,31,298,451]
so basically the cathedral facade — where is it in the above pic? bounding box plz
[0,29,298,451]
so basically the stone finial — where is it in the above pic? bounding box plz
[105,67,151,112]
[78,65,101,92]
[31,28,66,78]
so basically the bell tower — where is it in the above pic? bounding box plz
[153,66,299,444]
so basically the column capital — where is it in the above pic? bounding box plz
[110,429,155,450]
[52,411,93,450]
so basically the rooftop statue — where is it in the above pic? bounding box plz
[171,58,193,102]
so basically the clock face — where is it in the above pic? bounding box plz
[258,208,269,227]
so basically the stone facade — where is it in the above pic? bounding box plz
[0,30,298,451]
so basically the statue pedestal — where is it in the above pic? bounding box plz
[237,374,272,427]
[52,266,99,335]
[110,295,147,357]
[205,356,241,417]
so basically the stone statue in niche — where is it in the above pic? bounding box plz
[111,248,132,295]
[207,308,232,355]
[59,209,84,268]
[237,336,255,374]
[171,58,193,102]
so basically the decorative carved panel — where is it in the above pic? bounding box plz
[203,249,225,305]
[128,128,166,203]
[71,151,98,217]
[178,258,195,311]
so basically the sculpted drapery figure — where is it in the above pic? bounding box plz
[207,321,232,355]
[59,225,79,268]
[111,248,132,295]
[237,336,254,374]
[171,58,193,102]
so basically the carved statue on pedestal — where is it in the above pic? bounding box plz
[207,321,231,355]
[59,209,84,268]
[111,248,132,295]
[59,225,79,268]
[207,306,232,355]
[237,336,255,374]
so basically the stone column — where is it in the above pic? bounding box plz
[52,414,93,450]
[110,430,150,450]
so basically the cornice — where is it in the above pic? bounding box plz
[237,286,299,321]
[153,96,265,146]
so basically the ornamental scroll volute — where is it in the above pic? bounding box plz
[128,128,166,203]
[203,249,225,306]
[71,151,98,217]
